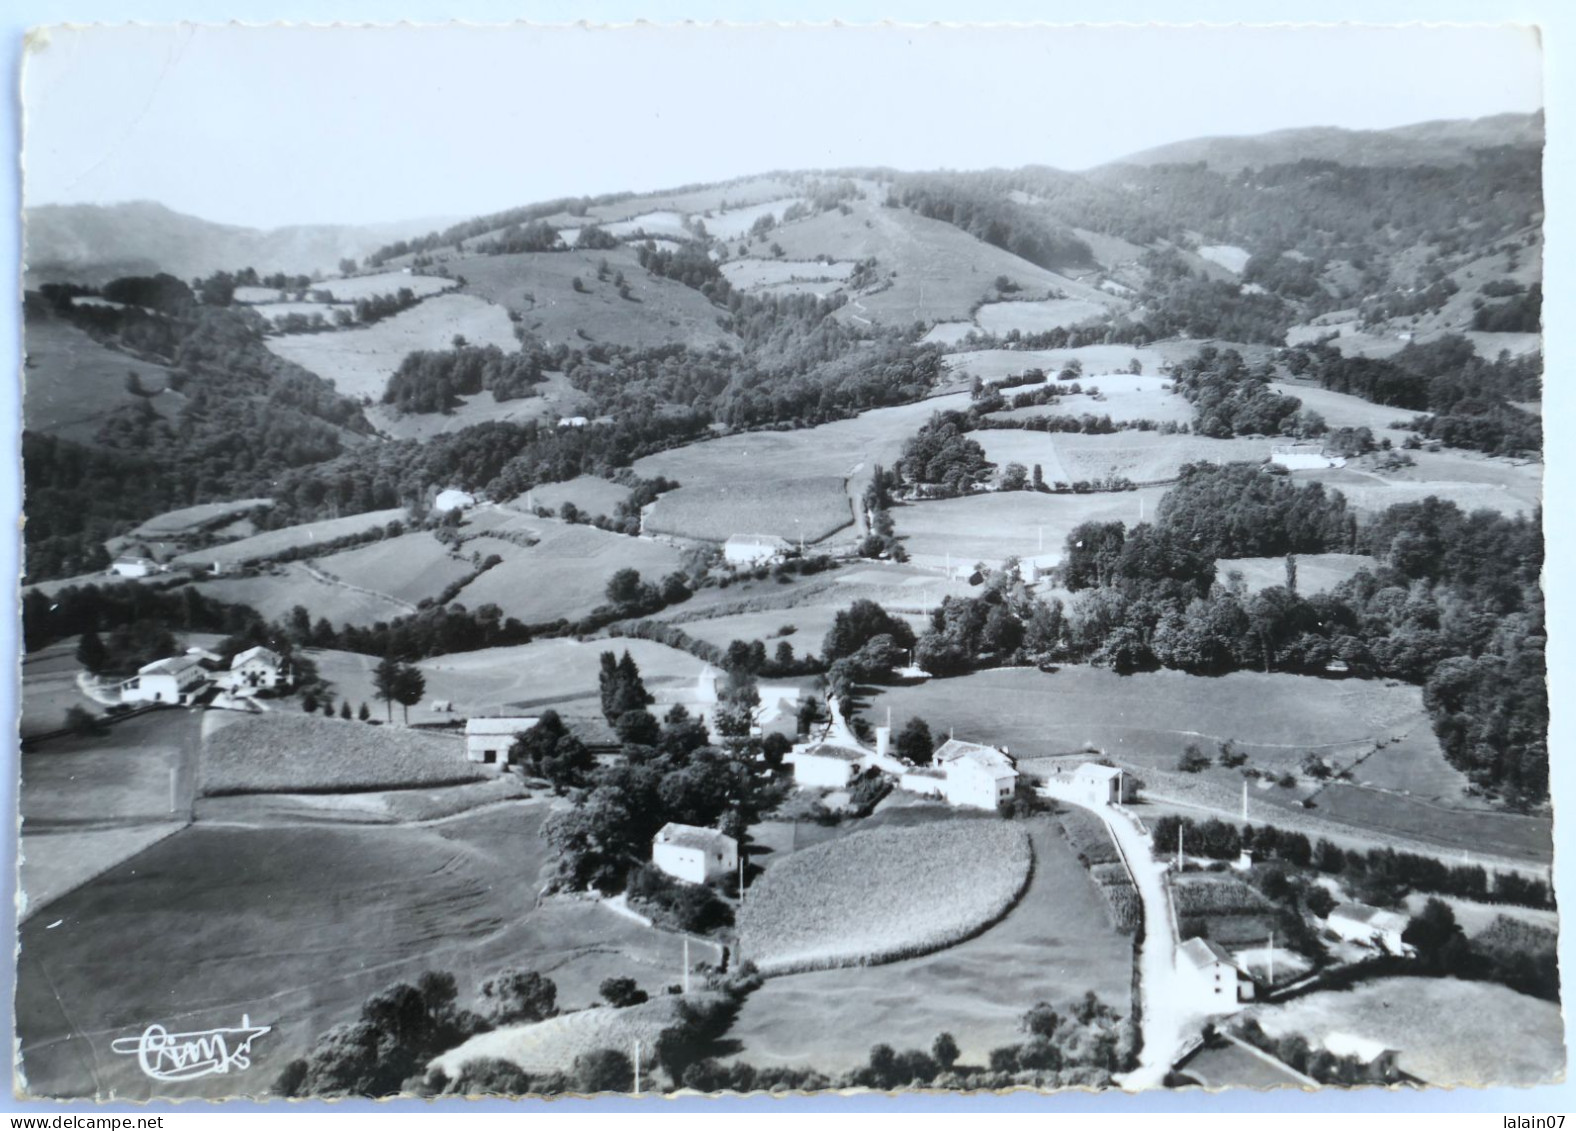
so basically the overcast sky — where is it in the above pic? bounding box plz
[22,21,1543,229]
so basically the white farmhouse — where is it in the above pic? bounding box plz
[224,645,290,694]
[786,741,866,788]
[1327,903,1413,955]
[933,739,1019,810]
[1072,762,1135,808]
[1176,937,1254,1015]
[108,556,161,579]
[652,823,737,885]
[434,488,476,513]
[119,655,211,705]
[724,534,792,566]
[464,716,539,768]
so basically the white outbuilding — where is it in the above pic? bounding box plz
[119,655,211,706]
[932,739,1019,810]
[1176,937,1254,1016]
[464,716,539,768]
[224,645,290,694]
[434,488,477,513]
[652,823,738,885]
[786,742,866,788]
[1326,903,1413,956]
[724,534,792,566]
[1071,762,1135,808]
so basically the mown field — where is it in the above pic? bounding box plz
[727,819,1131,1073]
[170,508,407,569]
[313,272,457,302]
[266,293,519,401]
[525,475,635,520]
[739,820,1032,975]
[1040,431,1279,483]
[199,711,488,795]
[987,374,1193,427]
[720,257,855,291]
[23,311,184,443]
[129,498,274,539]
[15,805,698,1100]
[1250,977,1563,1087]
[892,488,1166,570]
[1299,448,1541,518]
[642,476,853,544]
[455,247,738,352]
[313,530,476,606]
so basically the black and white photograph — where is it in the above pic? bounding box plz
[9,17,1560,1105]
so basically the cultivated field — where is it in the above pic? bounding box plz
[728,820,1131,1072]
[198,711,488,795]
[313,272,458,302]
[169,508,407,569]
[455,247,738,352]
[23,311,184,443]
[1250,977,1563,1087]
[266,293,519,401]
[643,476,853,544]
[1213,553,1378,596]
[313,530,477,606]
[430,994,722,1081]
[973,297,1115,336]
[892,488,1167,570]
[739,820,1032,975]
[196,561,413,626]
[15,806,698,1100]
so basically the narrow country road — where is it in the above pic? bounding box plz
[1037,780,1187,1089]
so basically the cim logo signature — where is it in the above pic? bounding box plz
[110,1015,272,1082]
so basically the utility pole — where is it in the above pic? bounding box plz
[1268,929,1275,987]
[1177,825,1183,871]
[633,1040,641,1096]
[1242,779,1248,823]
[683,938,691,994]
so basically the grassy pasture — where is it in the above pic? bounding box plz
[170,508,407,568]
[430,994,720,1081]
[892,488,1166,570]
[266,293,519,402]
[862,665,1435,773]
[1267,381,1417,435]
[1047,432,1279,483]
[23,311,183,443]
[196,562,413,625]
[588,175,803,223]
[974,297,1115,336]
[455,247,738,351]
[602,210,688,238]
[739,820,1032,975]
[524,475,634,519]
[198,711,488,795]
[946,345,1172,385]
[920,321,980,345]
[314,272,458,302]
[988,374,1193,427]
[720,257,855,290]
[365,382,564,440]
[1213,552,1378,596]
[454,524,684,626]
[309,636,707,724]
[130,498,274,539]
[1251,977,1563,1087]
[15,805,698,1100]
[253,301,357,322]
[313,531,476,605]
[663,605,929,656]
[1298,450,1541,518]
[727,820,1131,1073]
[642,476,853,544]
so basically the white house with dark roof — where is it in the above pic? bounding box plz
[1176,937,1254,1015]
[1327,903,1413,955]
[119,655,211,705]
[652,823,737,885]
[724,534,792,566]
[932,738,1019,810]
[464,716,540,768]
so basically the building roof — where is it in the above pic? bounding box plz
[1075,763,1124,781]
[934,739,1014,771]
[1323,1032,1397,1063]
[655,823,736,852]
[725,534,791,549]
[1330,903,1409,932]
[796,743,866,763]
[1179,1037,1320,1089]
[902,767,946,780]
[137,655,207,678]
[1177,936,1237,971]
[231,645,283,669]
[465,717,540,737]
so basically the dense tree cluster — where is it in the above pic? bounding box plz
[382,345,548,414]
[1169,347,1310,438]
[896,411,993,496]
[889,176,1095,271]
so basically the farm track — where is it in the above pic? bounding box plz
[298,562,418,613]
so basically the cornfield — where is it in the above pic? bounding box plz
[739,821,1032,976]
